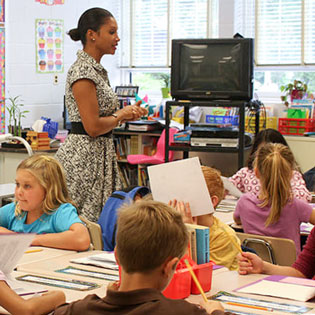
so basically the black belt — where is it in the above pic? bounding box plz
[70,122,112,138]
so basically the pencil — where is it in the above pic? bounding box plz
[184,259,208,303]
[24,249,43,254]
[226,301,272,311]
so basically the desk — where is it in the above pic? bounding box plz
[189,270,315,314]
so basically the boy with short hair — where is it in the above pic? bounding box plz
[54,200,232,314]
[171,166,240,270]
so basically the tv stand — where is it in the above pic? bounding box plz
[164,100,247,169]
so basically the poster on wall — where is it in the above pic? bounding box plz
[35,0,65,5]
[35,19,64,73]
[0,0,4,22]
[0,28,4,133]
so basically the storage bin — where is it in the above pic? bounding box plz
[190,261,214,295]
[205,115,238,125]
[163,267,191,299]
[278,118,315,135]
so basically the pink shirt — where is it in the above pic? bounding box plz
[234,194,313,255]
[229,167,311,203]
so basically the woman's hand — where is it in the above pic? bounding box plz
[117,100,148,122]
[168,199,196,224]
[238,251,264,275]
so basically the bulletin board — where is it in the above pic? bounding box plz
[0,28,4,133]
[35,19,64,73]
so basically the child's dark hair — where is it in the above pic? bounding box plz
[68,7,113,46]
[247,128,289,169]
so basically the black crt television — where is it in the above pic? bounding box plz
[171,38,254,101]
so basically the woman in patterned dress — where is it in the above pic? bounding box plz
[56,8,147,222]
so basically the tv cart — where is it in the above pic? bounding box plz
[164,100,247,169]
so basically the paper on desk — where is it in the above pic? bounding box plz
[71,252,119,270]
[221,176,243,198]
[236,279,315,302]
[148,157,214,216]
[0,233,35,275]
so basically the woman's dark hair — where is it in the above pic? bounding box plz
[68,8,113,46]
[247,128,289,169]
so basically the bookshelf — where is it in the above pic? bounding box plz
[113,128,162,187]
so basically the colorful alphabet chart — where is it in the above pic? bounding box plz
[35,19,64,73]
[35,0,64,5]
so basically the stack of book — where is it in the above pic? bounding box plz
[126,120,163,132]
[185,223,210,265]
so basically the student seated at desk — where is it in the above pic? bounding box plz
[54,200,233,315]
[0,270,65,315]
[170,166,241,271]
[239,226,315,279]
[229,128,311,203]
[0,155,90,251]
[234,143,315,255]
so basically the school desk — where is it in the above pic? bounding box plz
[188,270,315,314]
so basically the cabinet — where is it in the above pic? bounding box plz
[164,100,246,169]
[113,129,162,187]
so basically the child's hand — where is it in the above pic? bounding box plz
[199,299,224,314]
[238,251,263,275]
[168,199,196,224]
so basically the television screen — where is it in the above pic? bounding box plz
[171,38,254,101]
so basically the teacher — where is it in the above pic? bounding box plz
[56,8,147,222]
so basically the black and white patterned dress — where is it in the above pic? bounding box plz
[56,50,122,222]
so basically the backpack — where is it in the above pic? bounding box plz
[98,186,150,251]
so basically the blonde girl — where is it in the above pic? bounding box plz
[234,143,315,255]
[0,155,90,251]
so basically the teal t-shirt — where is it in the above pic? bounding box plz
[0,202,82,234]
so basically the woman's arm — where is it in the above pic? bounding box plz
[0,281,65,315]
[72,79,147,137]
[31,223,90,251]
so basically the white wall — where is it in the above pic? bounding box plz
[5,0,120,130]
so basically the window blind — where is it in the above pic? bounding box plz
[119,0,217,68]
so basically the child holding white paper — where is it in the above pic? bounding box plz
[0,155,90,251]
[234,143,315,255]
[0,270,65,315]
[170,166,241,270]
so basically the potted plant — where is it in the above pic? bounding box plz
[152,73,171,98]
[280,80,309,105]
[6,95,29,137]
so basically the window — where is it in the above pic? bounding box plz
[118,0,218,68]
[234,0,315,100]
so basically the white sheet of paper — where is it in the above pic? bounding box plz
[221,176,243,198]
[148,157,214,216]
[0,233,35,275]
[237,279,315,302]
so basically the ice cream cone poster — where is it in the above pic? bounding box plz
[36,19,64,73]
[0,28,4,133]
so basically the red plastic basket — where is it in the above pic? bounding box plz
[278,118,315,135]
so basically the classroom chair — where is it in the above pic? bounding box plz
[127,128,178,165]
[79,215,103,250]
[236,232,296,266]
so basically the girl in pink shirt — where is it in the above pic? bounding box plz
[229,128,311,202]
[234,143,315,255]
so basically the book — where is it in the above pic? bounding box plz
[126,120,162,131]
[186,227,197,263]
[185,224,209,265]
[235,275,315,302]
[70,252,119,270]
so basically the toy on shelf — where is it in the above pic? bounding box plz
[26,131,50,150]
